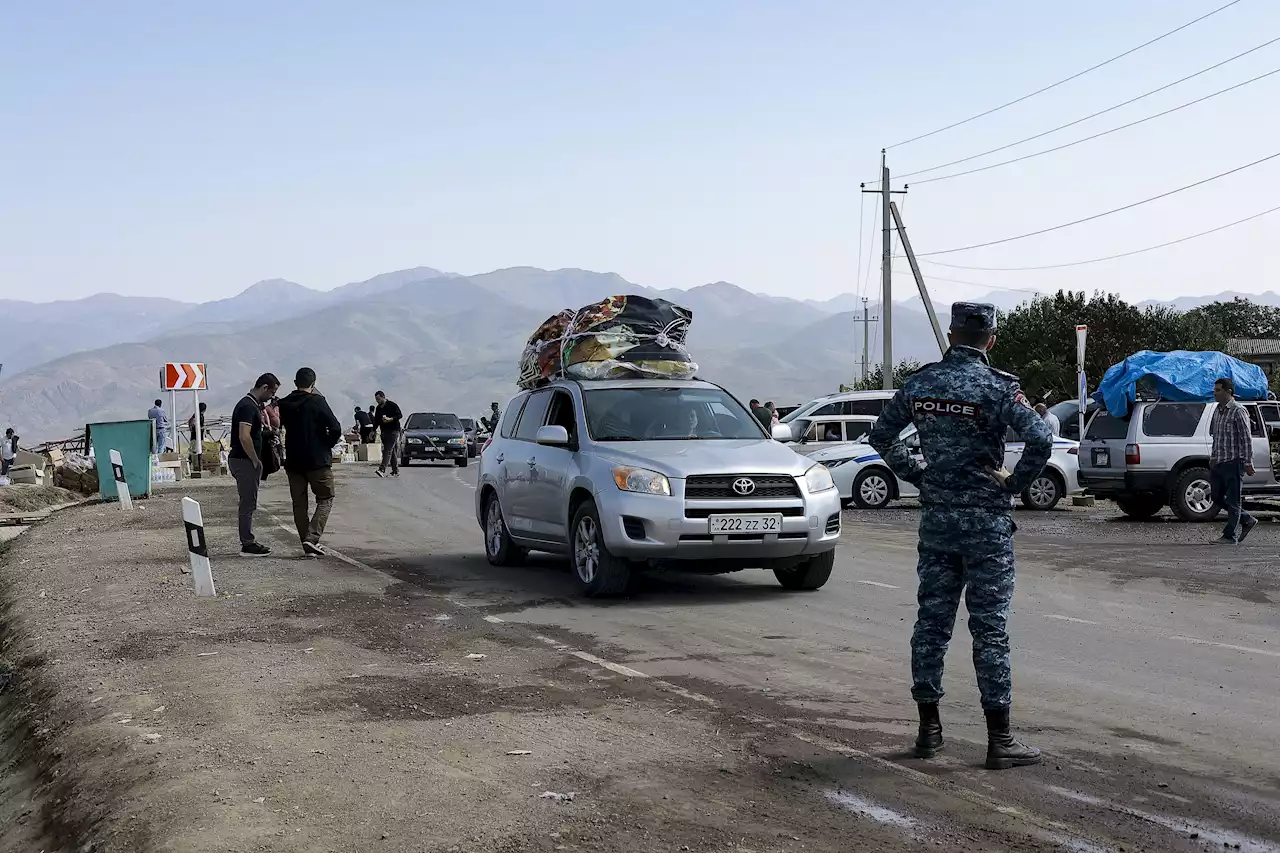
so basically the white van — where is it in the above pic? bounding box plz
[778,390,897,449]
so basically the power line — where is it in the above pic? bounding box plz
[855,189,867,301]
[860,192,880,300]
[886,0,1246,149]
[917,150,1280,256]
[899,35,1280,180]
[918,203,1280,270]
[893,269,1040,295]
[911,66,1280,185]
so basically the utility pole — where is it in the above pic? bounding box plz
[862,151,907,390]
[890,200,946,354]
[859,297,879,384]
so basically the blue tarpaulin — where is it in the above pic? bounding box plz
[1093,350,1268,417]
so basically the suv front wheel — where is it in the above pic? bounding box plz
[774,550,835,590]
[1171,466,1219,523]
[570,500,632,597]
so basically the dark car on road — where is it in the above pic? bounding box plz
[460,417,479,458]
[402,412,469,468]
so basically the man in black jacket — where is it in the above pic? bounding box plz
[278,367,343,556]
[373,390,402,478]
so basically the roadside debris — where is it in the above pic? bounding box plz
[506,750,533,756]
[465,653,487,661]
[538,791,577,803]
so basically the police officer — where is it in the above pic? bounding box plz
[868,302,1052,770]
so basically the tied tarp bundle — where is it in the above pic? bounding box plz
[517,295,697,390]
[1092,350,1269,416]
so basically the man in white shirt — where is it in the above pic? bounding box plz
[1,428,17,477]
[1034,404,1061,437]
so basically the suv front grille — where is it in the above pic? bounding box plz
[685,474,801,499]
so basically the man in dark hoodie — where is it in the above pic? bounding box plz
[373,390,403,478]
[277,367,343,557]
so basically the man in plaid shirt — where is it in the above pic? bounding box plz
[1209,377,1257,544]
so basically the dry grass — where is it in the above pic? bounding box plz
[0,485,79,515]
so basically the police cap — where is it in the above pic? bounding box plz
[949,302,997,333]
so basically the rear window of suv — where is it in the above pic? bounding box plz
[1142,403,1205,437]
[1085,412,1129,440]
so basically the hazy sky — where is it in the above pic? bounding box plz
[2,1,1276,306]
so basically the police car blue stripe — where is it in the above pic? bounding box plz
[854,453,881,463]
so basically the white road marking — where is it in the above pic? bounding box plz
[1170,635,1280,659]
[453,471,476,490]
[856,580,900,589]
[825,790,917,828]
[1045,615,1099,625]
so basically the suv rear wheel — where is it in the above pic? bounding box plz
[570,500,631,597]
[774,550,835,590]
[1115,494,1164,520]
[1020,471,1064,511]
[1171,466,1218,522]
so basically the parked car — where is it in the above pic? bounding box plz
[808,426,1081,511]
[1079,400,1280,521]
[777,390,897,446]
[402,412,469,468]
[459,417,479,458]
[1046,399,1100,442]
[475,378,842,597]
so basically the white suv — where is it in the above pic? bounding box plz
[476,379,843,597]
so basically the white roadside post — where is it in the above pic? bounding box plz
[109,449,133,510]
[182,496,216,595]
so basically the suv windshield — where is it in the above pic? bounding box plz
[583,387,765,441]
[405,413,462,430]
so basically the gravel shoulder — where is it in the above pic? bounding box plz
[0,477,936,853]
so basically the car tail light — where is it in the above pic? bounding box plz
[481,438,493,455]
[1125,443,1140,465]
[1067,447,1078,455]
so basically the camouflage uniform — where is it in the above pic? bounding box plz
[868,303,1052,712]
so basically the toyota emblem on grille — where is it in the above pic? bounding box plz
[731,477,756,496]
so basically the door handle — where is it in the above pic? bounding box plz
[527,458,538,467]
[495,453,504,463]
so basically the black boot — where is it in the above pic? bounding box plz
[984,707,1042,770]
[914,703,943,758]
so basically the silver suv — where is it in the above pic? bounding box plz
[1079,400,1280,521]
[475,378,843,597]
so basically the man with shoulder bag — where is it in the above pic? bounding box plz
[229,373,282,557]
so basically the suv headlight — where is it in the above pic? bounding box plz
[804,463,836,493]
[612,466,671,496]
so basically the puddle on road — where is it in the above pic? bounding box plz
[825,790,917,829]
[1046,784,1280,853]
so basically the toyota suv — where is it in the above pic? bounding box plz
[1079,399,1280,520]
[475,378,842,597]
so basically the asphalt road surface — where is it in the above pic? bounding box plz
[265,464,1280,852]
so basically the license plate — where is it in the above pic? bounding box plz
[1092,448,1110,467]
[708,514,783,534]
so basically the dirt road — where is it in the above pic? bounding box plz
[0,467,1276,852]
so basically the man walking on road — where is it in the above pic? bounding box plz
[373,391,402,478]
[278,368,343,556]
[1209,377,1257,545]
[148,399,169,452]
[1,428,16,478]
[228,373,281,557]
[869,302,1053,771]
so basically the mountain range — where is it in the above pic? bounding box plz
[0,267,960,440]
[0,267,1256,441]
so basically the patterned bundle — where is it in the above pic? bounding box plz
[517,295,697,390]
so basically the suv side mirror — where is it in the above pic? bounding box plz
[536,425,570,447]
[771,424,793,442]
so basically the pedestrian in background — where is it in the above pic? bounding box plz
[373,390,403,478]
[278,367,344,556]
[187,402,209,446]
[1,428,16,478]
[749,399,770,429]
[766,401,780,429]
[481,401,501,434]
[228,373,281,557]
[1209,377,1257,545]
[354,406,375,444]
[869,302,1052,771]
[1034,403,1061,437]
[148,398,169,453]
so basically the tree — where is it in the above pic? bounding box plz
[842,360,923,391]
[1186,297,1280,340]
[990,291,1224,403]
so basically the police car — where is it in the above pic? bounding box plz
[807,425,1081,511]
